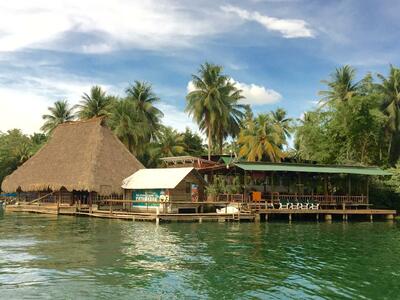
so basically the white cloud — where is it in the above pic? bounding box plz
[187,79,282,106]
[0,73,108,134]
[0,89,47,134]
[221,5,314,38]
[0,0,231,53]
[232,80,282,105]
[158,102,200,134]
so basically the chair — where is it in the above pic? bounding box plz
[289,201,300,209]
[299,202,309,210]
[279,199,290,209]
[309,200,319,210]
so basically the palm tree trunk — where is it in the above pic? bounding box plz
[208,123,212,161]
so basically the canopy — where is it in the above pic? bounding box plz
[122,167,199,189]
[234,162,390,176]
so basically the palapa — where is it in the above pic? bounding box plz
[1,118,144,195]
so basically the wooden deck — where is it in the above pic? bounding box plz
[4,202,396,223]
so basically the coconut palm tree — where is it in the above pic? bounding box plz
[77,86,114,119]
[149,127,186,160]
[377,65,400,163]
[319,65,359,106]
[238,114,284,162]
[186,62,244,159]
[125,81,164,139]
[41,100,75,134]
[270,108,293,143]
[108,100,148,155]
[213,81,245,154]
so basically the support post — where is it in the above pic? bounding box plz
[370,214,373,222]
[386,214,394,220]
[254,213,261,222]
[325,214,332,221]
[288,213,292,221]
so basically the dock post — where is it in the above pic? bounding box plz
[325,214,332,222]
[386,214,394,220]
[370,214,373,222]
[316,214,319,221]
[288,214,292,222]
[156,207,160,225]
[255,213,261,222]
[343,214,348,221]
[199,217,202,223]
[265,214,268,221]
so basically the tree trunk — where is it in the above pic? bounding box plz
[208,123,212,161]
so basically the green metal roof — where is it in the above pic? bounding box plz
[234,162,391,176]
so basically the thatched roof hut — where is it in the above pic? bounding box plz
[1,118,144,195]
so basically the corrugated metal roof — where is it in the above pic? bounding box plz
[122,167,195,189]
[234,162,390,176]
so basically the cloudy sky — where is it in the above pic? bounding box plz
[0,0,399,134]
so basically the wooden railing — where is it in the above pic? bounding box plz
[271,194,368,205]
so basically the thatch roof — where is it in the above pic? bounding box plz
[1,118,144,195]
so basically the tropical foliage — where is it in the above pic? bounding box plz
[77,85,114,119]
[186,62,245,159]
[41,100,75,134]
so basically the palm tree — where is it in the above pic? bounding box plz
[149,127,187,162]
[41,100,75,134]
[319,65,359,106]
[186,62,244,159]
[77,86,114,119]
[125,81,164,139]
[270,108,293,144]
[108,100,148,155]
[377,65,400,163]
[238,114,284,162]
[214,81,245,153]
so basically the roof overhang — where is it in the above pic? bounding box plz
[234,162,391,176]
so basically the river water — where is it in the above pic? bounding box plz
[0,212,399,299]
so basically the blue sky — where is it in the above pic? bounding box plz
[0,0,399,134]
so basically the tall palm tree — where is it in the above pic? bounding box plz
[377,65,400,163]
[238,114,284,162]
[319,65,359,106]
[186,62,244,159]
[41,100,75,134]
[214,81,245,154]
[77,85,114,119]
[108,100,148,155]
[125,81,164,139]
[270,108,293,144]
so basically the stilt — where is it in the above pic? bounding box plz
[370,214,373,222]
[316,214,319,221]
[255,213,261,222]
[325,214,332,221]
[199,217,203,223]
[386,214,394,220]
[288,213,292,221]
[265,214,269,221]
[132,216,135,222]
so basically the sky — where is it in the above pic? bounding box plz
[0,0,399,135]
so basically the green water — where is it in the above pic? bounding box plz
[1,212,400,300]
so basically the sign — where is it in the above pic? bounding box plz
[132,189,169,207]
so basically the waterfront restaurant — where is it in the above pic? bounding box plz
[197,161,391,211]
[121,167,207,213]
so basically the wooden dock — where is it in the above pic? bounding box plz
[4,202,396,223]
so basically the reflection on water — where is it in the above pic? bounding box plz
[0,212,399,299]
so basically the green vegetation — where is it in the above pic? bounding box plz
[2,62,400,207]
